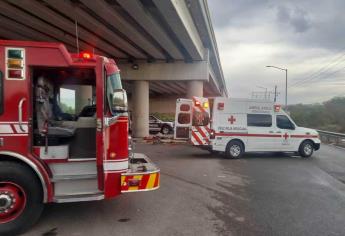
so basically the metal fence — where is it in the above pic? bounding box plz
[317,130,345,147]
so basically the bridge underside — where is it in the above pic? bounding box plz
[0,0,227,137]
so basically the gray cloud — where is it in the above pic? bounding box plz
[276,6,311,33]
[208,0,345,104]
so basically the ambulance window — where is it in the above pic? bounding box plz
[192,111,210,126]
[180,104,190,112]
[277,115,295,130]
[178,113,191,124]
[247,114,272,127]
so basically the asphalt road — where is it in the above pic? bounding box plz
[25,143,345,236]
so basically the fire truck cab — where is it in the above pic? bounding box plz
[0,40,159,235]
[175,97,320,158]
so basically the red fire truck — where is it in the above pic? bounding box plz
[0,40,160,235]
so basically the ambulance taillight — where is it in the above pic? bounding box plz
[209,129,215,139]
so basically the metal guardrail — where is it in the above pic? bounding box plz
[317,130,345,147]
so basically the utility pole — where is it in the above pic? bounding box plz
[266,66,288,108]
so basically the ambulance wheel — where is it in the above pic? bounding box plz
[226,140,244,159]
[0,161,44,236]
[299,140,314,158]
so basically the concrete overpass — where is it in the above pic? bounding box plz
[0,0,228,137]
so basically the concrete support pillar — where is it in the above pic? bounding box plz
[75,86,92,114]
[186,80,203,98]
[132,80,149,138]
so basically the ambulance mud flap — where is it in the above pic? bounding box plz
[121,153,160,193]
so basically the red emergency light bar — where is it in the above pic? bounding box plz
[274,105,281,112]
[80,52,94,60]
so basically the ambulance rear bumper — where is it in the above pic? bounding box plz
[121,153,160,193]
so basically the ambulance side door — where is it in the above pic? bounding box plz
[275,114,296,151]
[246,113,278,151]
[174,99,192,139]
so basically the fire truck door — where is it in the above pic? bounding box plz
[174,99,193,139]
[0,48,30,155]
[101,64,129,198]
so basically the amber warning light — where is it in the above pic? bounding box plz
[80,52,93,59]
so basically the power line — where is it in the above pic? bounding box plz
[291,52,345,87]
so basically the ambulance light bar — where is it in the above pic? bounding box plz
[274,105,281,112]
[217,102,224,110]
[203,101,209,108]
[194,100,201,106]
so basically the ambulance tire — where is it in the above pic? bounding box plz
[0,161,44,236]
[299,140,314,158]
[225,140,244,159]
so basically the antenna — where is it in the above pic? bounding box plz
[75,19,79,54]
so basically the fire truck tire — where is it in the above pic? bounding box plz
[0,161,44,236]
[299,140,314,158]
[161,125,171,135]
[225,140,244,159]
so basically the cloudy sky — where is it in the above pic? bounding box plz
[208,0,345,104]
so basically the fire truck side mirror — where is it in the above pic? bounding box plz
[111,89,128,113]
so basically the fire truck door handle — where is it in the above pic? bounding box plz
[18,98,26,132]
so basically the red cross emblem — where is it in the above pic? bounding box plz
[283,133,289,140]
[228,115,236,124]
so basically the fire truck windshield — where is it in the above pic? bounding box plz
[106,72,127,113]
[107,73,122,90]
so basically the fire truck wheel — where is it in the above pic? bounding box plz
[161,125,171,135]
[0,161,44,236]
[226,140,244,159]
[299,140,314,158]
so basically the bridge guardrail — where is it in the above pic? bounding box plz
[317,130,345,147]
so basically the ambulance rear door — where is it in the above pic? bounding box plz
[174,98,193,139]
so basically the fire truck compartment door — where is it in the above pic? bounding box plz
[174,99,193,139]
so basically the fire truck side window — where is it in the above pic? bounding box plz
[192,111,210,126]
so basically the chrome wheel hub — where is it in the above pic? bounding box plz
[304,144,312,155]
[0,193,14,213]
[230,145,241,157]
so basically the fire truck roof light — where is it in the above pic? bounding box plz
[81,52,92,59]
[8,69,23,79]
[7,49,23,59]
[8,58,23,69]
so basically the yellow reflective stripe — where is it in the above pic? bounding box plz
[146,173,157,189]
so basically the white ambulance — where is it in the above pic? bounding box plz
[174,97,321,158]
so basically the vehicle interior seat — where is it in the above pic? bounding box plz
[35,76,76,141]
